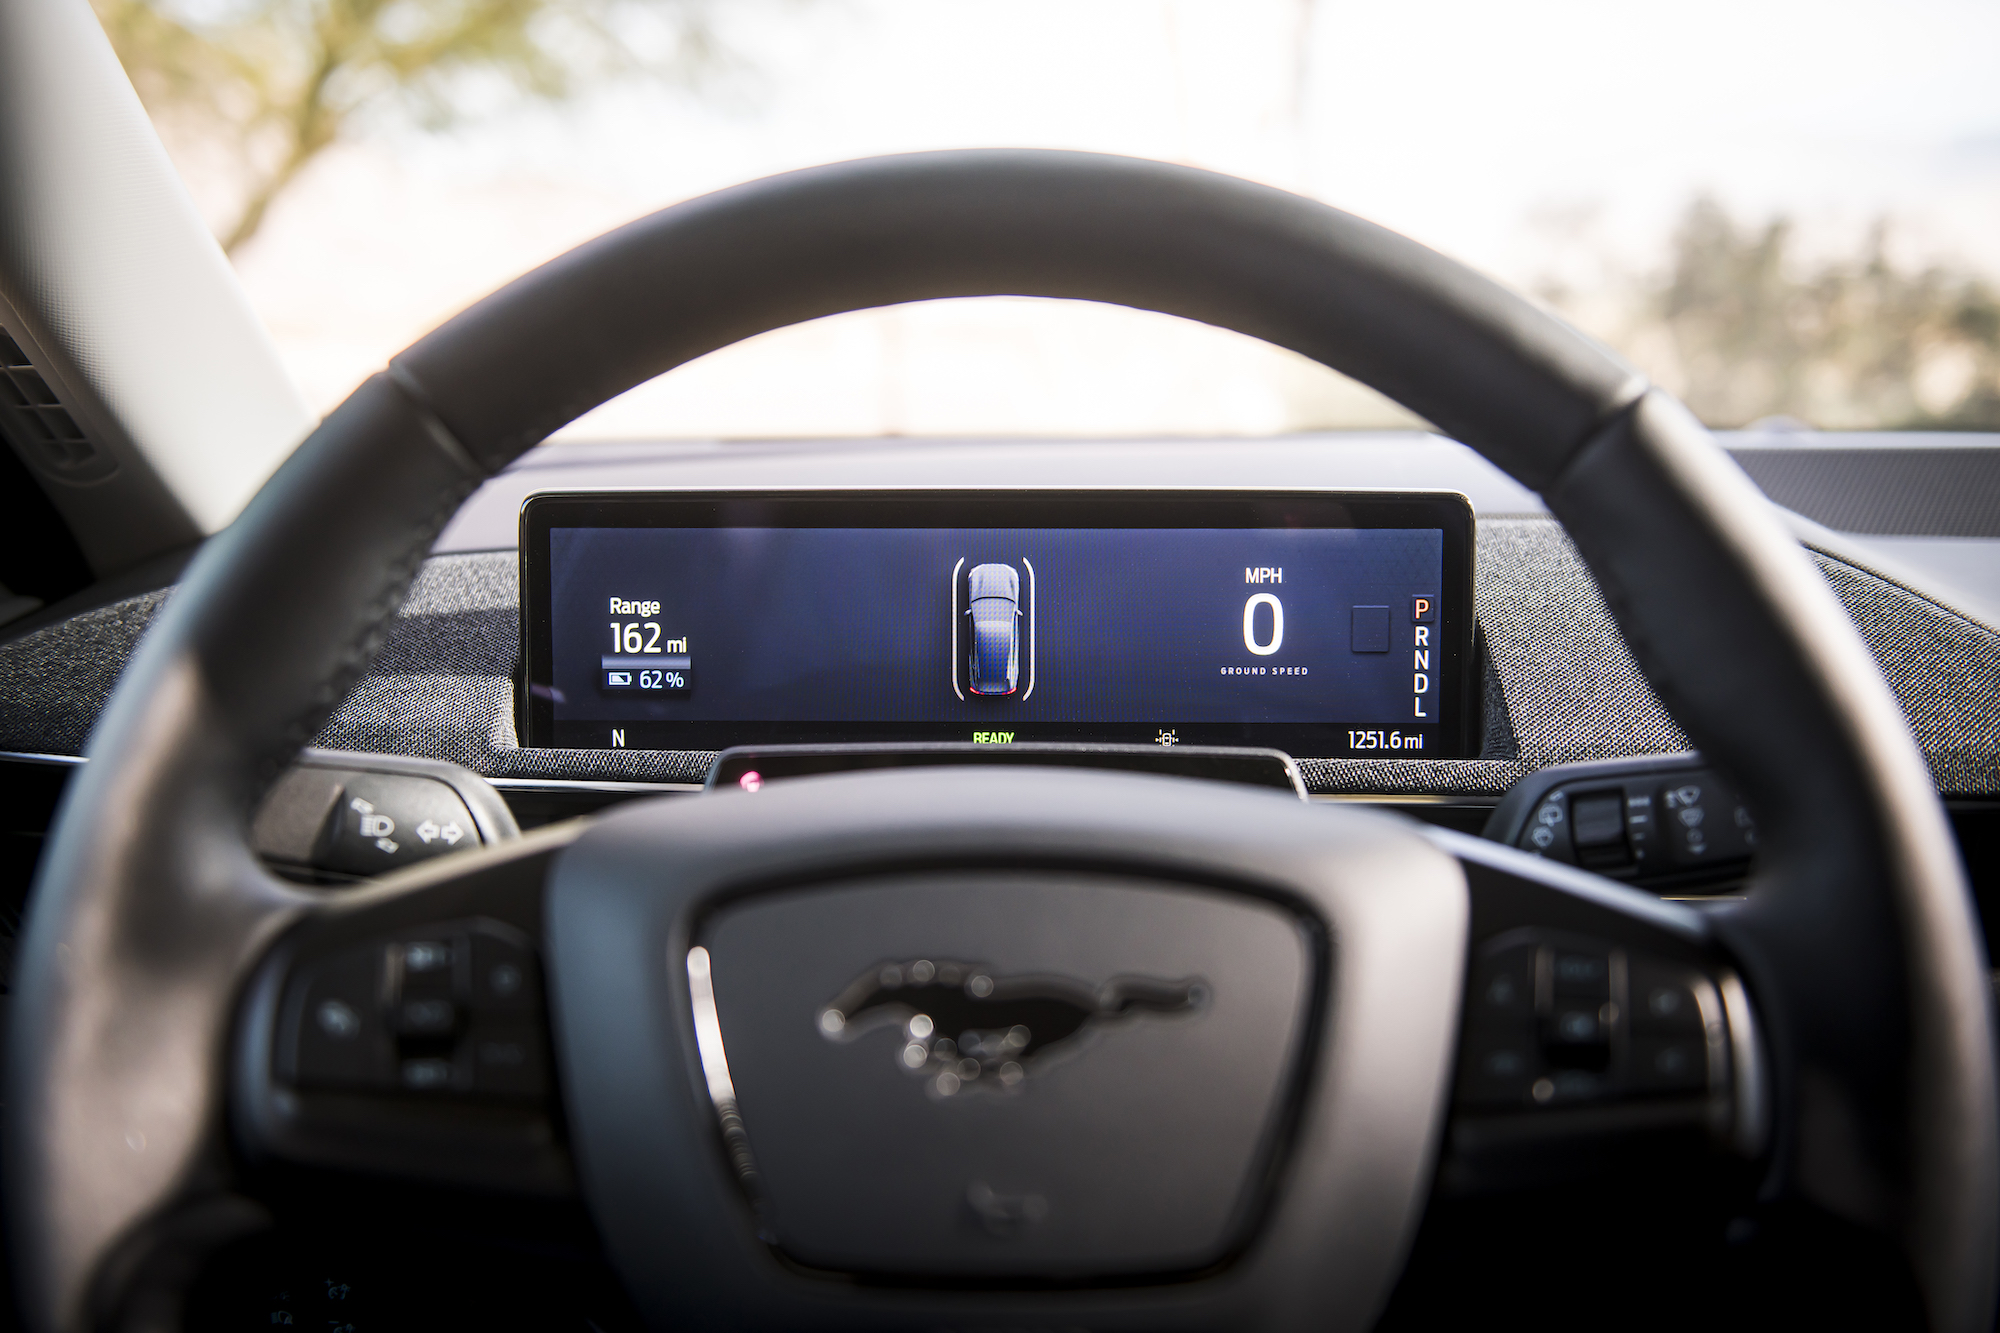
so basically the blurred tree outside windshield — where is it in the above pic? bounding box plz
[1542,198,2000,430]
[92,0,2000,437]
[93,0,726,254]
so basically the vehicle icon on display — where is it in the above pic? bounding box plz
[965,563,1022,696]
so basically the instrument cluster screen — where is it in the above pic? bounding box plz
[520,491,1476,757]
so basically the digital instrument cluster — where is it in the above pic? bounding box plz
[520,491,1476,757]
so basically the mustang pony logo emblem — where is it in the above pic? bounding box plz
[817,957,1206,1097]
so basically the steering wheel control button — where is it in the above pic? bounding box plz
[1459,1034,1537,1106]
[1632,1037,1708,1093]
[1537,1070,1605,1103]
[289,950,394,1088]
[470,933,539,1015]
[1550,950,1610,999]
[1628,958,1708,1039]
[696,871,1308,1278]
[401,939,451,972]
[400,1057,458,1091]
[468,1025,548,1098]
[391,937,457,1007]
[1547,1006,1606,1046]
[1456,931,1731,1116]
[393,998,459,1036]
[1473,944,1534,1017]
[315,999,360,1038]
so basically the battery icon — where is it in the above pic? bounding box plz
[601,656,692,693]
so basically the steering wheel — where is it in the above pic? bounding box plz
[10,151,1995,1332]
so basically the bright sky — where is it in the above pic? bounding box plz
[215,0,2000,438]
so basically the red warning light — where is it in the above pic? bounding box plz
[739,770,763,793]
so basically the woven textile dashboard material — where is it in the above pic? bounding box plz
[1,518,1994,796]
[1732,448,2000,538]
[1813,552,2000,795]
[0,588,172,757]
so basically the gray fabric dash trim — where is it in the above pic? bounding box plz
[0,588,173,756]
[1811,553,2000,796]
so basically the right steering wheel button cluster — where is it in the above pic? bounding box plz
[1458,929,1722,1112]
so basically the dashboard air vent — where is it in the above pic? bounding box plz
[0,330,114,482]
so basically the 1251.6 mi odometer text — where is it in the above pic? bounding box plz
[1347,729,1429,752]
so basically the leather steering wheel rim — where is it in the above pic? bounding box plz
[9,149,1994,1331]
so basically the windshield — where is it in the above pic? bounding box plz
[98,0,2000,440]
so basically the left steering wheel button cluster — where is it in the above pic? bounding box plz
[282,920,547,1101]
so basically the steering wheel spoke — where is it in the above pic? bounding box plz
[232,825,581,1197]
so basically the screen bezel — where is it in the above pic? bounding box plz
[519,489,1478,758]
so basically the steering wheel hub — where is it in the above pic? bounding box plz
[548,767,1464,1318]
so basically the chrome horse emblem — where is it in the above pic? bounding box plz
[818,957,1206,1097]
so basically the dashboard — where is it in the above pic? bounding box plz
[0,429,1994,899]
